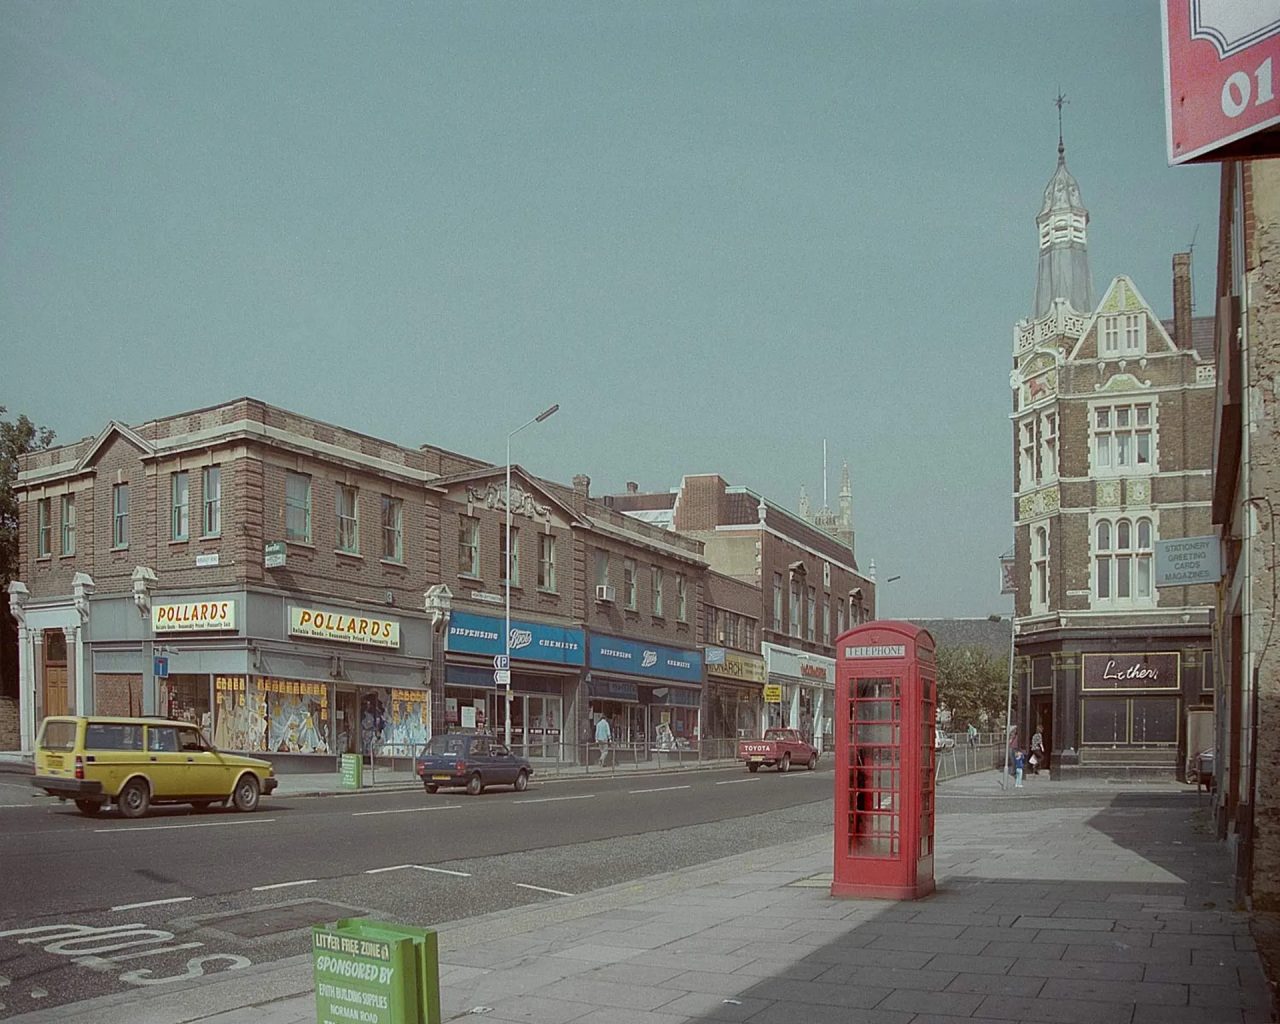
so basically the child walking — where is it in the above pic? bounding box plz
[1014,748,1026,788]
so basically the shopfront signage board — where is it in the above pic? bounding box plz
[265,541,287,569]
[1154,535,1222,586]
[290,607,400,648]
[446,612,585,666]
[153,600,236,633]
[764,684,783,704]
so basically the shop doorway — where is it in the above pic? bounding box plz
[43,631,68,718]
[1031,696,1053,772]
[521,695,563,760]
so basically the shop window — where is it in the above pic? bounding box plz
[213,676,265,751]
[379,495,403,562]
[538,533,556,591]
[1082,698,1126,745]
[262,678,331,754]
[652,566,664,617]
[202,466,221,536]
[36,498,51,557]
[676,573,687,622]
[623,558,637,609]
[459,516,479,577]
[112,483,129,549]
[285,472,311,543]
[1131,697,1177,744]
[162,674,213,731]
[60,494,75,555]
[336,484,359,554]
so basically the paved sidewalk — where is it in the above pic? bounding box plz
[7,769,1274,1024]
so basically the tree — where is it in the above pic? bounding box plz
[935,644,1011,730]
[1,408,57,697]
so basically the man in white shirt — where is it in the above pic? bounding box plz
[595,714,612,767]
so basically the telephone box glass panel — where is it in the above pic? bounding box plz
[849,677,900,857]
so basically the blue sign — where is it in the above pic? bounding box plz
[588,680,639,703]
[588,634,703,685]
[446,612,585,666]
[153,656,169,679]
[704,646,727,665]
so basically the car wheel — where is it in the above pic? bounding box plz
[779,754,791,773]
[747,763,760,773]
[74,799,102,817]
[118,779,150,819]
[465,773,483,796]
[808,754,818,770]
[232,774,261,812]
[424,783,438,794]
[513,770,529,793]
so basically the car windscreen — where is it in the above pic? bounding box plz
[38,720,77,751]
[422,735,470,756]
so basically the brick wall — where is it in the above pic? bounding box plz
[0,696,19,749]
[95,674,143,717]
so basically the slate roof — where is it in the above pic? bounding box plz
[1160,315,1215,362]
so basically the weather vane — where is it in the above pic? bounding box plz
[1054,89,1069,155]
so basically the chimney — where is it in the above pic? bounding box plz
[1173,252,1192,349]
[572,474,591,499]
[626,481,638,494]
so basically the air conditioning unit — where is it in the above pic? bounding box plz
[595,584,616,603]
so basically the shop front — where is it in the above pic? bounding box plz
[443,611,584,761]
[762,642,835,753]
[587,633,704,757]
[704,646,766,755]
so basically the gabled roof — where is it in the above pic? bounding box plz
[73,420,155,472]
[1069,276,1176,362]
[433,464,587,526]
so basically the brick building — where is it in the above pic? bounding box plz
[1210,158,1280,909]
[1010,140,1217,777]
[8,399,710,765]
[605,473,875,753]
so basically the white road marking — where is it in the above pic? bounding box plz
[411,865,471,877]
[515,883,573,897]
[365,864,413,874]
[716,777,762,785]
[251,879,317,891]
[628,785,692,794]
[351,805,461,817]
[96,818,276,834]
[110,897,193,913]
[514,794,595,805]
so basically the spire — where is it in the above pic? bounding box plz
[1032,92,1093,318]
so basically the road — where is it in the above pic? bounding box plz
[0,763,833,1017]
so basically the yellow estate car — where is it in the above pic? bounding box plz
[33,716,278,818]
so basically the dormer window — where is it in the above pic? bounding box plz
[1102,317,1120,354]
[1123,313,1145,353]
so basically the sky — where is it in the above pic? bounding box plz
[0,2,1221,619]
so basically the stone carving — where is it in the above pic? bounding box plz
[1126,478,1151,506]
[1017,485,1061,521]
[1096,480,1121,508]
[466,483,552,523]
[1097,372,1150,393]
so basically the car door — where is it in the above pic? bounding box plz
[488,743,517,785]
[144,725,186,798]
[176,725,231,796]
[468,736,493,783]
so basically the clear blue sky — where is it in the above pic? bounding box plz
[1,2,1220,618]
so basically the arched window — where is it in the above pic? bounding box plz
[1095,516,1156,605]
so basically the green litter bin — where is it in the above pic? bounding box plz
[313,918,440,1024]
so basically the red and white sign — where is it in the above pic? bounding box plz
[1163,1,1280,164]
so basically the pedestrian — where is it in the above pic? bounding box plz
[967,722,978,747]
[594,714,612,767]
[1030,726,1045,775]
[1014,748,1025,788]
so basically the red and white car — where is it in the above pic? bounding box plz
[737,728,818,773]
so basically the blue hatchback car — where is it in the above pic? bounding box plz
[415,732,533,796]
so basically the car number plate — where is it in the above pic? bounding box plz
[46,755,64,769]
[431,774,451,781]
[750,756,763,762]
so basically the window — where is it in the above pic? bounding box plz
[807,586,816,641]
[772,573,783,630]
[1019,419,1037,488]
[837,601,845,637]
[36,498,51,557]
[381,495,403,562]
[457,517,479,576]
[1041,411,1057,481]
[594,548,610,588]
[336,484,358,553]
[285,472,311,543]
[500,526,520,586]
[1102,316,1120,354]
[112,483,129,549]
[1123,313,1145,353]
[60,495,75,555]
[652,566,664,617]
[1032,525,1049,610]
[623,558,637,609]
[538,533,556,591]
[706,606,716,643]
[1093,403,1154,473]
[171,472,190,541]
[789,579,800,633]
[202,466,221,536]
[1095,516,1154,605]
[822,594,830,644]
[676,573,687,622]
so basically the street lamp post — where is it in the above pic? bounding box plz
[505,403,559,748]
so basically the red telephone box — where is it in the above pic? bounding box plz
[832,620,937,900]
